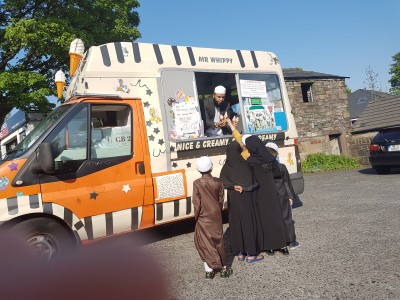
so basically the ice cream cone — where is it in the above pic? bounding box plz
[56,81,65,99]
[69,39,85,77]
[69,52,83,77]
[55,70,66,99]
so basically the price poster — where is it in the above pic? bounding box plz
[240,80,268,98]
[173,100,201,138]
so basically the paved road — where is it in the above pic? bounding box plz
[132,168,400,299]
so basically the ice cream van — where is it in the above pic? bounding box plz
[0,39,304,258]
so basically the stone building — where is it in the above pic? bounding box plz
[283,69,351,160]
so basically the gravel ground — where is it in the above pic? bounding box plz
[135,168,400,300]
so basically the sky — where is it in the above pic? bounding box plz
[137,0,400,93]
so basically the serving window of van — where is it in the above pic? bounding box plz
[161,70,239,141]
[238,74,288,134]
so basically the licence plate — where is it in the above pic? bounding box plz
[388,144,400,152]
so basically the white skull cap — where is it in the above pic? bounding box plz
[265,142,279,152]
[214,85,226,94]
[242,134,252,146]
[196,156,213,173]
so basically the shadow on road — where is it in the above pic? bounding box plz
[358,167,400,175]
[93,194,305,249]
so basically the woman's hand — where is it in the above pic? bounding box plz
[232,116,239,128]
[234,185,243,193]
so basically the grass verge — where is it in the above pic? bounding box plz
[302,153,361,173]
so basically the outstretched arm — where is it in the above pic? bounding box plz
[226,118,250,160]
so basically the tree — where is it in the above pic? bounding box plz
[0,0,141,126]
[363,65,381,101]
[345,85,352,95]
[389,52,400,96]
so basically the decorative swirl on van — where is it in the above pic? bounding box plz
[130,79,153,96]
[219,159,226,165]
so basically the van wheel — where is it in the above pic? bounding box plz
[375,167,391,174]
[8,218,75,260]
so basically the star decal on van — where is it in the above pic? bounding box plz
[8,162,18,171]
[153,127,160,134]
[90,191,99,200]
[172,162,178,168]
[158,139,164,146]
[146,120,153,127]
[186,162,192,168]
[122,184,131,193]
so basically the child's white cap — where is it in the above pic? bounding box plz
[241,134,251,146]
[196,156,213,172]
[265,142,279,152]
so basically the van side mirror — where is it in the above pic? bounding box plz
[38,143,55,174]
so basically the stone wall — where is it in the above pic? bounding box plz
[285,78,352,160]
[348,132,376,165]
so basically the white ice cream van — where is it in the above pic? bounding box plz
[0,39,304,258]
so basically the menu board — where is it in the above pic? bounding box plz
[173,100,202,138]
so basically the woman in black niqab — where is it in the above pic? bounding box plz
[220,141,262,262]
[244,135,288,252]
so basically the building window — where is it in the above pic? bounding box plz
[301,82,314,102]
[357,97,366,104]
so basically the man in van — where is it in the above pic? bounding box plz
[202,85,235,137]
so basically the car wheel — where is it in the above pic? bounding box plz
[8,218,75,260]
[374,167,391,174]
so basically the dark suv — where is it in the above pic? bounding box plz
[369,127,400,174]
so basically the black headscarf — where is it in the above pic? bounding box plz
[244,135,275,165]
[220,141,254,189]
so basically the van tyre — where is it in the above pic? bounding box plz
[8,218,75,260]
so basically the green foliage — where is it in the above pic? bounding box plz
[345,85,352,95]
[389,52,400,96]
[0,71,54,111]
[302,153,361,173]
[0,0,141,125]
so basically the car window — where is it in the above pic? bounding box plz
[381,129,400,141]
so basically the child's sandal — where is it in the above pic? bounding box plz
[205,271,215,279]
[220,270,229,278]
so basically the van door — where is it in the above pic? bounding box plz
[39,101,149,238]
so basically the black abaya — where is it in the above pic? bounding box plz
[273,162,297,243]
[220,141,259,255]
[245,136,287,251]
